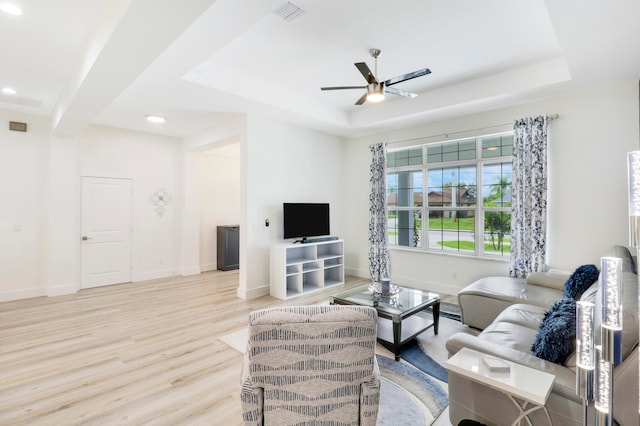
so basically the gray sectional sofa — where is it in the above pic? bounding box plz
[446,245,639,426]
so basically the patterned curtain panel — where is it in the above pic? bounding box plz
[509,116,548,278]
[369,143,390,281]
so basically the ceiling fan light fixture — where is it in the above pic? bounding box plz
[320,49,429,105]
[367,83,385,103]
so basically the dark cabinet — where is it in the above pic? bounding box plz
[217,225,239,271]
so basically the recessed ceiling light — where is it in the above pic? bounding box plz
[146,115,166,123]
[0,3,23,15]
[2,87,17,95]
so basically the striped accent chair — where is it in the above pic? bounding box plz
[240,305,380,425]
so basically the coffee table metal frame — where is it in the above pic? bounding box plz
[330,283,440,360]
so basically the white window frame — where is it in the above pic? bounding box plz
[386,132,513,259]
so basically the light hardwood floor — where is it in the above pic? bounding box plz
[0,271,370,425]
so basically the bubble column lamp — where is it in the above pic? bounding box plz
[595,257,623,426]
[576,301,595,426]
[594,344,613,426]
[627,150,640,416]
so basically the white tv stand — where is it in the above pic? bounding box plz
[270,239,344,300]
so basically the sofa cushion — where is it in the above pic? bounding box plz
[448,245,640,426]
[479,321,540,353]
[531,298,576,364]
[526,271,570,291]
[492,303,547,329]
[563,264,599,300]
[606,244,636,273]
[458,276,563,329]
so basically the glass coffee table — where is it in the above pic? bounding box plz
[331,283,440,360]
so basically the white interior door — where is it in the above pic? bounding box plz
[81,177,133,289]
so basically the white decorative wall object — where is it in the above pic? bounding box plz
[150,188,171,217]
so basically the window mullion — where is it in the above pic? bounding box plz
[423,157,428,251]
[476,138,483,256]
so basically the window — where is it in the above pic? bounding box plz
[386,133,513,258]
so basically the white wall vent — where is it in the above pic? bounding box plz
[273,2,304,21]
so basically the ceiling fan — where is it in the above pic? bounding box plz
[321,49,431,105]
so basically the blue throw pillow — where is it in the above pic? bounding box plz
[531,298,576,364]
[563,264,599,300]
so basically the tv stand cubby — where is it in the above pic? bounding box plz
[270,239,344,300]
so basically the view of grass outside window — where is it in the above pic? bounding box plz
[386,133,513,258]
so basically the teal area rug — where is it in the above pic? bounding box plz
[399,339,449,382]
[397,312,479,385]
[375,314,478,425]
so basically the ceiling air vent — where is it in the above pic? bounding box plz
[273,2,304,21]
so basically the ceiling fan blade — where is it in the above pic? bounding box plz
[354,62,378,84]
[385,86,418,99]
[384,68,431,86]
[321,86,367,91]
[355,92,368,105]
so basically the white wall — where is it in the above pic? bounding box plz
[344,81,640,296]
[0,111,344,302]
[2,82,637,303]
[199,151,241,271]
[0,117,191,301]
[240,115,346,298]
[47,135,80,296]
[79,125,181,282]
[0,111,50,300]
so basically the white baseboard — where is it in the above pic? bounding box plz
[390,274,460,296]
[47,283,78,297]
[0,287,43,302]
[179,266,201,277]
[345,267,459,296]
[1,283,79,301]
[200,262,217,272]
[237,284,269,300]
[133,269,175,282]
[345,267,369,279]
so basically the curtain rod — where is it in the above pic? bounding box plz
[383,114,559,148]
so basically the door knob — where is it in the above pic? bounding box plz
[82,236,92,241]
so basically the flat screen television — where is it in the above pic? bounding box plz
[283,203,330,239]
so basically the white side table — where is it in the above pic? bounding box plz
[446,347,555,426]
